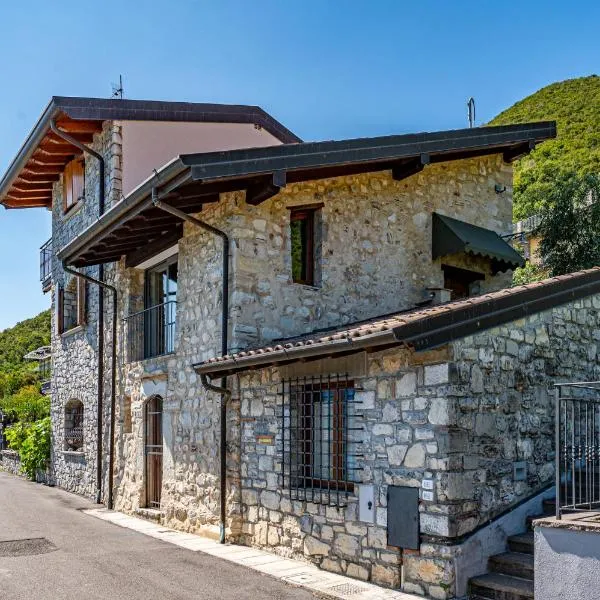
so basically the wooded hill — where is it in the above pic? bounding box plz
[490,75,600,220]
[0,310,51,398]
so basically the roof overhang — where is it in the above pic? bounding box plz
[58,121,556,269]
[0,97,301,210]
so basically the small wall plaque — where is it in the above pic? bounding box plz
[422,479,434,490]
[257,435,274,445]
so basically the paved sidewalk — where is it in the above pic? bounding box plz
[84,508,420,600]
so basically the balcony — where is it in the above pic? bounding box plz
[124,301,177,362]
[40,238,52,293]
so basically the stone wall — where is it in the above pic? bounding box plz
[50,122,122,501]
[107,154,514,539]
[234,294,600,598]
[0,450,21,476]
[226,155,513,351]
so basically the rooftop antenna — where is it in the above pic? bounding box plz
[111,74,124,99]
[467,97,476,128]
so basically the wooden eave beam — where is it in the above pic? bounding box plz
[503,141,536,163]
[5,190,52,200]
[17,173,61,183]
[22,165,64,174]
[125,228,184,268]
[53,120,103,134]
[392,153,430,181]
[11,184,53,193]
[245,171,286,205]
[3,198,50,208]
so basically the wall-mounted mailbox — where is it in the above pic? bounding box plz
[358,484,376,523]
[387,485,419,550]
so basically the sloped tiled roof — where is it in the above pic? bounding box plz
[194,267,600,377]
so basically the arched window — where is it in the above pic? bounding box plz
[65,400,84,451]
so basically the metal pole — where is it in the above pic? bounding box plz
[555,385,561,519]
[64,265,118,510]
[151,191,231,543]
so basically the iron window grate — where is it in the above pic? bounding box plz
[281,374,363,507]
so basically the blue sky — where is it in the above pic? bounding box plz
[0,0,599,331]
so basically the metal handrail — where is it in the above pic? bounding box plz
[124,300,177,362]
[555,382,600,519]
[40,238,52,283]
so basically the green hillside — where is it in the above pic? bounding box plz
[490,75,600,220]
[0,310,51,397]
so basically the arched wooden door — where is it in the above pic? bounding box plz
[145,395,163,508]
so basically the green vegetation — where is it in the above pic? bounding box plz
[536,173,600,276]
[490,75,600,220]
[0,310,51,479]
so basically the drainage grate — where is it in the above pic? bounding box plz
[328,582,369,596]
[0,538,57,557]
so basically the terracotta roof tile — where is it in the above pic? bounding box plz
[194,267,600,376]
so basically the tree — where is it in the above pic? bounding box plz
[536,172,600,276]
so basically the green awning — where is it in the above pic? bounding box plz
[432,213,525,273]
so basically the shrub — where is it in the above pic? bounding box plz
[5,417,51,480]
[0,385,50,423]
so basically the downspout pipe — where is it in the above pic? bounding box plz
[63,265,118,510]
[150,189,231,543]
[51,120,107,505]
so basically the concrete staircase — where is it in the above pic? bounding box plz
[468,498,555,599]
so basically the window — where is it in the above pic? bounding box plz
[290,206,321,286]
[64,157,85,212]
[64,400,84,451]
[57,277,86,333]
[281,376,361,506]
[125,257,178,361]
[442,265,484,301]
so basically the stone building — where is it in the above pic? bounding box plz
[1,98,580,598]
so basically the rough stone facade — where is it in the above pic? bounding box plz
[50,122,122,500]
[48,139,550,597]
[107,155,515,539]
[234,294,600,598]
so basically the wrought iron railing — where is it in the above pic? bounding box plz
[280,374,364,507]
[124,301,177,362]
[556,382,600,518]
[40,238,52,287]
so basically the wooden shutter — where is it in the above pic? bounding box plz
[77,278,87,326]
[56,286,64,334]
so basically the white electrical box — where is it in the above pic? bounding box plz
[358,484,376,523]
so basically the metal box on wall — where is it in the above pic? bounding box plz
[387,485,419,550]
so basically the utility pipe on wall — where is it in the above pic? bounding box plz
[150,189,231,543]
[51,121,107,505]
[63,265,118,509]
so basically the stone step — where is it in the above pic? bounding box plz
[507,532,534,554]
[469,573,534,600]
[526,513,546,530]
[489,552,534,579]
[542,498,556,514]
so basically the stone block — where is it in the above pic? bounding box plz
[346,563,370,581]
[371,563,400,587]
[429,398,452,425]
[404,443,426,468]
[367,526,387,549]
[396,372,417,396]
[303,535,330,556]
[420,513,450,537]
[355,390,375,409]
[260,490,280,510]
[334,533,360,556]
[388,444,408,466]
[424,363,449,386]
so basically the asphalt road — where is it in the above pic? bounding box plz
[0,471,318,600]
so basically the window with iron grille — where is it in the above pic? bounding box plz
[281,375,363,506]
[64,400,84,451]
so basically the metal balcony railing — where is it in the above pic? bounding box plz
[40,238,52,289]
[556,382,600,519]
[124,301,177,362]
